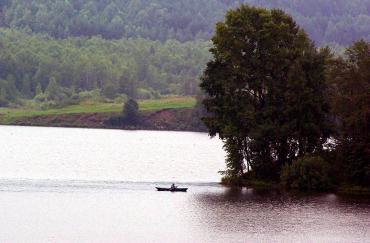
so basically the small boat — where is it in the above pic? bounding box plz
[156,187,188,192]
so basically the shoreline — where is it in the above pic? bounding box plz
[220,179,370,196]
[0,107,207,133]
[0,123,208,134]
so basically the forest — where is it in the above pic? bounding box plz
[0,29,210,107]
[1,0,369,45]
[0,0,369,107]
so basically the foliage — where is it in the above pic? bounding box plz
[35,83,43,95]
[78,89,102,102]
[0,90,9,107]
[136,88,159,100]
[102,82,118,99]
[281,155,332,191]
[222,137,246,180]
[45,77,64,101]
[0,29,210,105]
[0,77,18,104]
[1,0,369,45]
[201,5,331,180]
[328,40,370,187]
[122,98,139,125]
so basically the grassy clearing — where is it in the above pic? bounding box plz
[139,96,197,111]
[0,96,196,124]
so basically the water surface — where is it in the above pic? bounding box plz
[0,126,369,243]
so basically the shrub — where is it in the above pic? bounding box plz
[136,88,153,99]
[39,100,58,110]
[78,89,102,101]
[135,88,161,99]
[34,92,47,102]
[281,155,332,191]
[0,96,9,107]
[122,98,140,125]
[113,94,128,104]
[102,83,118,99]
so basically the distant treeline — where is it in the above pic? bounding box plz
[0,29,210,106]
[0,0,369,45]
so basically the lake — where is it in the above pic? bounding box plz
[0,125,369,243]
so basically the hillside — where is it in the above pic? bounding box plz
[0,28,209,106]
[1,0,369,45]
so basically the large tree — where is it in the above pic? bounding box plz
[200,5,331,180]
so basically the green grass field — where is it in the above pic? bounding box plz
[0,96,197,124]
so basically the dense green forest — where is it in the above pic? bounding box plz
[0,29,210,107]
[1,0,369,45]
[0,0,369,109]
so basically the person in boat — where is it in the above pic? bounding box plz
[170,183,177,190]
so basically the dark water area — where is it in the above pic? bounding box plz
[195,187,370,242]
[0,126,369,242]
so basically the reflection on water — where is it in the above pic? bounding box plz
[193,188,370,242]
[0,126,369,243]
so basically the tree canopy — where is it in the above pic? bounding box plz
[0,28,210,106]
[201,5,332,180]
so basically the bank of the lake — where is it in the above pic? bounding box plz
[5,108,205,132]
[221,177,370,196]
[0,97,206,132]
